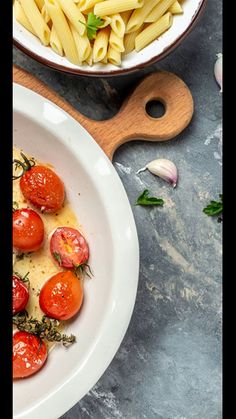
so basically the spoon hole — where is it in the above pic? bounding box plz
[146,100,166,118]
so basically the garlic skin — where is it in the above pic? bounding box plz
[214,53,222,92]
[137,159,178,187]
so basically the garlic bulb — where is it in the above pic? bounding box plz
[214,53,222,92]
[137,159,178,187]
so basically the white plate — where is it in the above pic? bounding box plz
[13,0,206,76]
[13,83,139,419]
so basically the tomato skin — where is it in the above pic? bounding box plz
[12,275,29,315]
[20,166,65,212]
[13,331,47,379]
[50,227,89,269]
[39,271,83,320]
[13,208,44,252]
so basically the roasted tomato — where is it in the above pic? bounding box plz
[12,275,29,315]
[50,227,89,269]
[13,331,47,379]
[13,208,44,252]
[20,166,65,212]
[39,271,83,320]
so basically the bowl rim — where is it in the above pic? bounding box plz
[13,0,207,77]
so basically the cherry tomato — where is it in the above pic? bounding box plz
[50,227,89,269]
[20,166,65,212]
[13,331,47,379]
[13,208,44,252]
[39,271,83,320]
[12,275,29,315]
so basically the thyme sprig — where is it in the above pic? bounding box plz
[13,311,76,347]
[13,152,35,180]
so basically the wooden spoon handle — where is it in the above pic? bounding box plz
[13,66,194,160]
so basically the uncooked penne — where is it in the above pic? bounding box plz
[126,0,161,33]
[107,46,121,66]
[45,0,79,64]
[93,27,110,63]
[57,0,86,36]
[50,25,64,56]
[20,0,51,45]
[145,0,176,23]
[14,0,37,36]
[135,12,173,51]
[94,0,144,17]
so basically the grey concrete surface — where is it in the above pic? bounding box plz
[13,0,222,417]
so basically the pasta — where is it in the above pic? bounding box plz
[145,0,176,22]
[14,0,37,36]
[20,0,51,45]
[14,0,186,67]
[44,0,79,64]
[135,11,173,51]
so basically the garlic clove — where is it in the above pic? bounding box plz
[214,53,222,92]
[146,158,178,187]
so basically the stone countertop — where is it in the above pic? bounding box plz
[13,0,222,417]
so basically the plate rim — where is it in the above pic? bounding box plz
[13,83,140,419]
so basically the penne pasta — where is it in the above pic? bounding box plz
[126,0,161,33]
[93,27,110,62]
[50,25,64,56]
[14,0,186,67]
[135,11,173,51]
[79,0,103,12]
[107,46,121,66]
[56,0,86,36]
[45,0,79,64]
[34,0,44,11]
[94,0,144,17]
[41,4,51,24]
[145,0,176,23]
[109,30,125,53]
[14,0,37,36]
[110,14,126,38]
[124,25,143,54]
[169,1,183,14]
[69,21,91,63]
[20,0,51,45]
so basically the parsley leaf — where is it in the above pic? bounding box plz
[80,13,104,40]
[203,194,223,218]
[135,190,165,206]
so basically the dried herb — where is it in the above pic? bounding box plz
[13,311,76,347]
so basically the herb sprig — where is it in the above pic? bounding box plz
[13,311,76,347]
[203,194,223,221]
[135,189,165,207]
[79,13,104,40]
[13,152,35,180]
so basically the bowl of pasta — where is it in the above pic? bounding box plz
[13,0,206,76]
